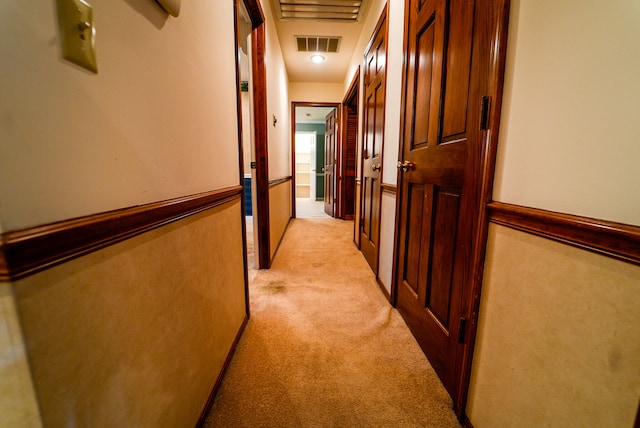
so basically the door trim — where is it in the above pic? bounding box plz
[290,102,341,218]
[392,0,511,418]
[460,1,511,417]
[250,18,271,269]
[340,67,360,221]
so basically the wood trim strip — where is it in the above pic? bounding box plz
[461,413,475,428]
[270,217,293,263]
[381,183,397,194]
[268,176,292,187]
[0,186,243,281]
[457,0,512,417]
[376,276,391,302]
[243,0,264,29]
[341,68,360,221]
[488,201,640,266]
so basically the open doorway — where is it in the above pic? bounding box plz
[292,103,339,218]
[236,1,257,275]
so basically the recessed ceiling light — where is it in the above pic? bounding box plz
[310,54,326,64]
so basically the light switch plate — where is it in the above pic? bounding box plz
[56,0,97,73]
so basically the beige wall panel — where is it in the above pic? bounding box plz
[494,0,640,225]
[261,0,291,180]
[0,283,41,427]
[13,201,247,427]
[0,1,240,231]
[381,0,404,186]
[467,224,640,428]
[288,82,344,103]
[269,182,292,259]
[377,192,396,295]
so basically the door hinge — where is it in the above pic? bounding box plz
[479,96,490,130]
[458,317,467,343]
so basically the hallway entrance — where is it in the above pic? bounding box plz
[292,103,343,219]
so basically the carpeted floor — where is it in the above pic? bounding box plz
[203,218,461,427]
[296,199,331,218]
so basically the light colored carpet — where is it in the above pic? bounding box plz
[203,218,461,427]
[245,217,257,281]
[296,199,331,218]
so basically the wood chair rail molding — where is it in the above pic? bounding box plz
[268,176,292,187]
[381,183,397,194]
[487,201,640,266]
[0,186,243,281]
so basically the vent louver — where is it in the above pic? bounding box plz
[276,0,365,22]
[296,36,341,53]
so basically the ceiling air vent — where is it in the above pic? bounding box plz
[296,36,341,53]
[276,0,365,22]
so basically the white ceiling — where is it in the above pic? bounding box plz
[267,0,372,83]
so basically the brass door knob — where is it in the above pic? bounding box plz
[397,161,413,172]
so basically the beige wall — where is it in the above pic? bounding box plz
[381,0,404,187]
[468,1,640,426]
[377,192,396,295]
[262,0,291,180]
[288,82,344,103]
[0,284,41,427]
[0,1,240,231]
[493,0,640,226]
[269,181,293,260]
[1,1,249,426]
[468,225,640,427]
[13,202,247,427]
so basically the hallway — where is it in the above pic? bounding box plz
[203,218,460,427]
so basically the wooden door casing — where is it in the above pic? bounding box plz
[394,0,510,416]
[360,9,388,274]
[340,69,359,221]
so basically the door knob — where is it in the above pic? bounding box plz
[371,163,381,172]
[397,161,413,172]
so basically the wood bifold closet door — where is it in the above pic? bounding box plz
[395,0,508,410]
[360,10,387,274]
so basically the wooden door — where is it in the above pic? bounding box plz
[360,10,387,274]
[395,0,509,410]
[324,109,337,216]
